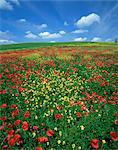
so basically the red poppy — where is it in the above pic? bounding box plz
[110,132,118,141]
[46,129,54,137]
[76,112,81,118]
[80,105,86,111]
[54,114,62,120]
[37,137,48,143]
[90,139,99,149]
[11,109,19,118]
[24,111,30,118]
[8,130,14,136]
[13,134,20,142]
[14,120,20,126]
[2,145,8,149]
[33,126,38,131]
[0,116,6,121]
[2,90,6,94]
[24,100,29,104]
[115,120,118,125]
[8,138,15,147]
[22,121,28,131]
[36,146,43,150]
[56,105,62,110]
[11,104,16,109]
[0,125,4,130]
[18,87,23,93]
[0,103,7,108]
[7,123,13,128]
[115,112,118,117]
[15,93,19,96]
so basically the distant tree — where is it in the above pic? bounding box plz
[115,38,117,43]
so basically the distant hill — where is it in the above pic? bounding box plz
[0,42,117,52]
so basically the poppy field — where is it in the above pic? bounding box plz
[0,45,118,150]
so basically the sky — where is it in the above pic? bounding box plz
[0,0,118,44]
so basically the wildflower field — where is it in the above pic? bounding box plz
[0,44,118,150]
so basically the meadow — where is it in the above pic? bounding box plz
[0,42,118,150]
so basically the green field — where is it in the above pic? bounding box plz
[0,42,118,52]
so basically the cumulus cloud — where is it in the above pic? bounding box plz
[64,21,68,26]
[0,30,15,40]
[72,29,88,34]
[105,38,112,42]
[75,13,100,28]
[59,31,66,35]
[50,41,56,43]
[91,37,101,42]
[35,24,48,30]
[74,37,87,42]
[17,19,47,31]
[39,32,62,39]
[0,30,16,44]
[0,0,13,10]
[0,39,15,44]
[0,0,20,10]
[18,19,27,23]
[25,31,38,39]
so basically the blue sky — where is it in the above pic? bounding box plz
[0,0,118,44]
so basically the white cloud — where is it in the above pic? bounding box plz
[25,31,38,39]
[59,30,66,35]
[17,19,47,31]
[72,29,88,34]
[0,39,15,44]
[91,37,101,42]
[105,38,112,42]
[0,0,20,10]
[0,0,13,10]
[39,32,62,39]
[18,19,27,23]
[64,21,68,26]
[50,41,56,43]
[10,0,20,5]
[35,24,47,30]
[0,30,16,44]
[75,13,100,28]
[0,30,14,40]
[74,37,87,42]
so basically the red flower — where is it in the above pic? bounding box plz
[115,112,118,117]
[0,103,7,108]
[90,139,99,149]
[22,121,28,131]
[115,120,118,125]
[76,112,81,118]
[54,114,62,120]
[13,134,20,142]
[11,104,16,109]
[2,145,8,149]
[8,138,15,147]
[37,137,48,143]
[14,120,20,126]
[46,129,54,137]
[11,109,19,118]
[8,130,14,136]
[24,111,30,118]
[33,126,38,131]
[36,146,43,150]
[110,132,118,141]
[56,105,62,110]
[80,105,86,111]
[24,100,29,104]
[7,123,13,128]
[0,116,6,122]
